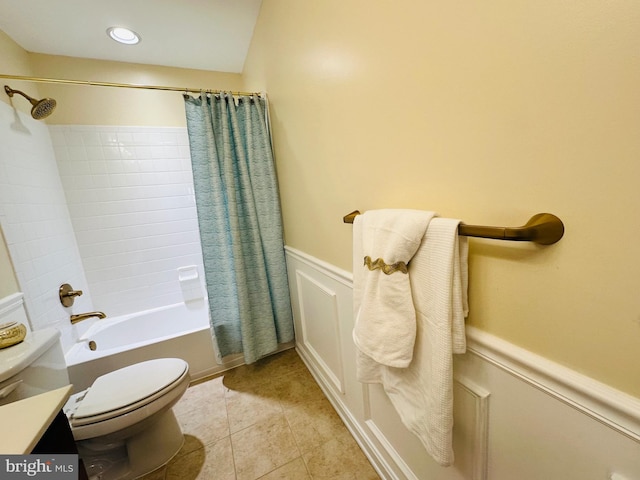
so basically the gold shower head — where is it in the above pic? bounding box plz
[4,85,57,119]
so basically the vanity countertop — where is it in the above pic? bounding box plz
[0,385,73,454]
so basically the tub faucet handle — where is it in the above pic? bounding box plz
[70,311,106,325]
[59,283,83,307]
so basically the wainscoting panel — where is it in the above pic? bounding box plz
[286,247,355,401]
[451,379,490,480]
[285,246,640,480]
[295,270,344,393]
[361,378,489,480]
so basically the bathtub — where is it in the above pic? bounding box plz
[65,299,221,393]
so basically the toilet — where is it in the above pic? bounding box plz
[0,293,190,480]
[64,357,190,480]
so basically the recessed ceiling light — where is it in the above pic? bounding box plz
[107,27,141,45]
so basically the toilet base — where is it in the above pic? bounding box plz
[78,410,184,480]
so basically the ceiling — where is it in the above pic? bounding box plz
[0,0,263,73]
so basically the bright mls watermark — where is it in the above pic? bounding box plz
[0,455,78,479]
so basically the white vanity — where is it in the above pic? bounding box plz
[0,385,73,453]
[0,293,83,478]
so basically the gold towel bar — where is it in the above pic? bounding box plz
[342,210,565,245]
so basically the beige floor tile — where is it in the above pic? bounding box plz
[271,368,325,407]
[225,382,284,433]
[285,396,352,455]
[255,348,309,380]
[166,436,235,480]
[176,394,230,451]
[177,375,226,413]
[173,435,206,460]
[222,363,270,393]
[303,436,381,480]
[139,435,205,480]
[257,457,311,479]
[222,348,306,391]
[231,414,300,480]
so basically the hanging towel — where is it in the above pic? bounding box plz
[352,209,436,368]
[353,216,469,467]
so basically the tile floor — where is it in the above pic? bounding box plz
[140,349,381,480]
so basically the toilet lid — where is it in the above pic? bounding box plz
[73,358,188,419]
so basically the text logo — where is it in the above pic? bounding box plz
[0,455,77,479]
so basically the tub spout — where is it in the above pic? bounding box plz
[70,311,107,325]
[75,338,98,350]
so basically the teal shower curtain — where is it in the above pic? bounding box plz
[184,92,293,364]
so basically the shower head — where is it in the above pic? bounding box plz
[4,85,57,120]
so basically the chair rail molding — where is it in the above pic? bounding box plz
[466,325,640,443]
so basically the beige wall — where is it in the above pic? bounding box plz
[29,54,245,126]
[0,30,42,112]
[243,0,640,396]
[0,225,18,298]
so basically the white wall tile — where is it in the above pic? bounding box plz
[0,110,92,352]
[2,117,206,349]
[54,125,205,317]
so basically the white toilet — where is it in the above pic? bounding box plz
[64,357,190,480]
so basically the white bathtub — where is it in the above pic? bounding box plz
[65,300,220,392]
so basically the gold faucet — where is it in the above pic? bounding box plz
[70,311,107,325]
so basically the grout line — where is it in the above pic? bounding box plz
[222,384,239,479]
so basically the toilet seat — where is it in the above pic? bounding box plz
[68,358,190,439]
[73,358,187,423]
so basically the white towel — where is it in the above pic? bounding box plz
[353,217,469,467]
[352,209,436,368]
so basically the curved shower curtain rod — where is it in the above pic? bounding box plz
[0,73,261,97]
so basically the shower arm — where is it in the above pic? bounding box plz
[4,85,28,100]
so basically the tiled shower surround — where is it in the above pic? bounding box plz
[0,100,206,350]
[50,125,205,318]
[0,103,90,348]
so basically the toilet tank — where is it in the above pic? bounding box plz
[0,293,70,406]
